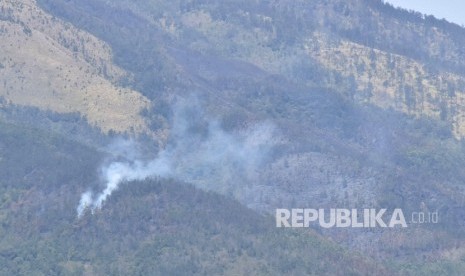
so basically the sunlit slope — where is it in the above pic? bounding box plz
[304,33,465,138]
[0,0,149,134]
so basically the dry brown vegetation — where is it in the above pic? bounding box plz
[0,0,149,134]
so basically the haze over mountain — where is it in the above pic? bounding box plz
[2,0,465,275]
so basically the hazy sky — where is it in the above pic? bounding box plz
[386,0,465,26]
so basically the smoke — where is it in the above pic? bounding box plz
[77,100,279,218]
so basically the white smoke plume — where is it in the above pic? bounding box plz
[76,148,173,217]
[77,100,280,218]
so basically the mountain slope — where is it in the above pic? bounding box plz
[2,0,465,274]
[0,0,149,134]
[0,121,389,275]
[33,0,465,270]
[41,0,465,137]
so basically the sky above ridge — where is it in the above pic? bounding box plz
[386,0,465,26]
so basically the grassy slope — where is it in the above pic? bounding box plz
[0,0,149,134]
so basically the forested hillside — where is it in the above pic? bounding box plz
[2,0,465,274]
[0,122,388,275]
[37,0,465,138]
